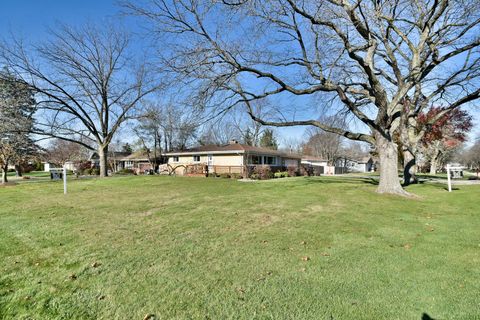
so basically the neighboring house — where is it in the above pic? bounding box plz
[336,156,374,173]
[43,161,76,172]
[89,151,131,172]
[119,151,166,174]
[165,140,301,176]
[301,156,328,168]
[43,162,53,172]
[89,150,167,174]
[301,156,328,175]
[301,156,374,175]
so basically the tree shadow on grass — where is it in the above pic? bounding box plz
[422,313,437,320]
[303,176,379,186]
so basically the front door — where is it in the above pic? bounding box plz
[207,154,214,171]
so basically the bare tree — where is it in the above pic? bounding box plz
[125,0,480,195]
[134,104,164,172]
[462,138,480,176]
[46,138,90,166]
[302,115,346,165]
[0,23,160,177]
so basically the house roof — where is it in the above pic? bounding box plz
[120,151,163,161]
[301,156,328,162]
[89,151,131,160]
[166,143,301,159]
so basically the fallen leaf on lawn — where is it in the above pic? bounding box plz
[320,252,330,256]
[91,262,101,268]
[236,287,245,294]
[98,295,106,300]
[403,244,411,250]
[261,240,268,244]
[302,256,310,261]
[300,241,307,245]
[69,274,77,280]
[299,267,306,272]
[143,314,155,320]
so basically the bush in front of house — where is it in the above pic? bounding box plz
[218,173,231,179]
[116,169,135,175]
[251,165,273,180]
[274,171,289,178]
[468,175,479,180]
[287,166,298,177]
[230,173,242,179]
[299,165,313,176]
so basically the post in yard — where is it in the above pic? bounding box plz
[63,167,67,194]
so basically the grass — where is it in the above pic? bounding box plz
[1,176,479,319]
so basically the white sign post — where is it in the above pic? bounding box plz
[446,164,463,192]
[63,167,67,195]
[50,168,67,194]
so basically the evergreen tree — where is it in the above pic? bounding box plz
[259,129,278,150]
[0,71,37,183]
[243,128,254,146]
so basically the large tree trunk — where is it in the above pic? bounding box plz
[14,164,23,177]
[429,160,438,175]
[376,135,409,195]
[1,163,8,184]
[98,145,109,177]
[429,151,439,175]
[403,149,418,186]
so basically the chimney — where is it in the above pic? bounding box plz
[229,139,239,145]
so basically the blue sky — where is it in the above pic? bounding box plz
[0,0,307,146]
[1,1,478,147]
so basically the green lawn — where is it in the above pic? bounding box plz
[1,176,479,319]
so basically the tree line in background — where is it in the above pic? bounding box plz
[0,1,479,194]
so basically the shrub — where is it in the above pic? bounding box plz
[76,161,92,173]
[274,171,289,178]
[287,166,298,177]
[91,168,100,176]
[34,162,44,171]
[468,175,479,180]
[230,173,242,179]
[299,165,313,176]
[251,165,273,180]
[22,176,31,180]
[116,169,135,175]
[219,173,231,179]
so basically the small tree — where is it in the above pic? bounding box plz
[0,72,37,183]
[418,108,473,174]
[134,105,164,172]
[464,140,480,176]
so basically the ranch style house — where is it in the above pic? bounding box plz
[164,140,301,176]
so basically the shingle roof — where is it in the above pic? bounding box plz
[166,143,301,158]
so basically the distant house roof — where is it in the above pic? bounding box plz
[89,151,132,161]
[166,142,301,159]
[301,156,328,162]
[119,150,164,161]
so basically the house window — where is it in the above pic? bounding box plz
[264,156,276,165]
[249,155,261,165]
[193,155,200,162]
[173,156,179,162]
